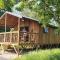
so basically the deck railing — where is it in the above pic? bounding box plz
[0,31,39,44]
[0,31,60,47]
[19,32,39,43]
[0,31,18,44]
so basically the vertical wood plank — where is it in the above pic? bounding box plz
[4,13,7,42]
[18,17,20,44]
[10,32,12,43]
[17,17,20,56]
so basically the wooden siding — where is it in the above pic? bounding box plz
[0,13,60,47]
[12,18,60,46]
[39,27,60,45]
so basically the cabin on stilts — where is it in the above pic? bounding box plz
[0,11,60,52]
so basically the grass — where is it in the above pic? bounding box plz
[14,48,60,60]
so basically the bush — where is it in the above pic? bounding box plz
[14,48,60,60]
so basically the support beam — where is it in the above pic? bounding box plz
[18,17,20,45]
[10,32,12,43]
[17,17,20,56]
[4,14,7,42]
[1,44,4,54]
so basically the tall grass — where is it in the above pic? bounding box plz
[14,48,60,60]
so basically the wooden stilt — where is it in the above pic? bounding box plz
[12,44,18,54]
[1,44,4,54]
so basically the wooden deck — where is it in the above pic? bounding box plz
[0,31,19,44]
[0,31,39,44]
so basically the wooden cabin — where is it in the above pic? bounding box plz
[0,12,60,49]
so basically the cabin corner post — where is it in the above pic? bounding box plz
[17,17,20,55]
[18,17,20,45]
[4,13,7,42]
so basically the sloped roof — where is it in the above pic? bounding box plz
[0,11,22,19]
[0,11,39,23]
[0,11,59,28]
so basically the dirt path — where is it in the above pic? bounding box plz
[0,52,17,60]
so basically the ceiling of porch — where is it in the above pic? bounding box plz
[0,13,18,28]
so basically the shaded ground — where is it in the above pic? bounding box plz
[0,51,17,60]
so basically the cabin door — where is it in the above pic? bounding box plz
[20,26,29,42]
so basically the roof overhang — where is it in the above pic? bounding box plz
[0,11,40,27]
[0,11,59,28]
[0,11,21,27]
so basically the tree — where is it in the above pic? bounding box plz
[0,0,4,9]
[0,0,18,16]
[16,0,60,28]
[0,0,60,31]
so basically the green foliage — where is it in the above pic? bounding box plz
[16,1,26,11]
[2,0,15,11]
[0,0,60,31]
[0,0,17,16]
[0,0,4,9]
[16,0,60,28]
[14,49,60,60]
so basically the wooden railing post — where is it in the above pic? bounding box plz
[4,13,7,42]
[17,17,20,56]
[10,32,12,44]
[18,17,20,44]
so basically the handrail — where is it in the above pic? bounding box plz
[0,31,19,43]
[0,31,18,34]
[0,31,39,44]
[20,32,40,34]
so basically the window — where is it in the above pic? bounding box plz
[20,26,29,42]
[20,26,29,32]
[43,27,48,33]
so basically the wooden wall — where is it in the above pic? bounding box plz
[39,26,60,45]
[29,20,40,43]
[8,16,60,46]
[1,13,60,46]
